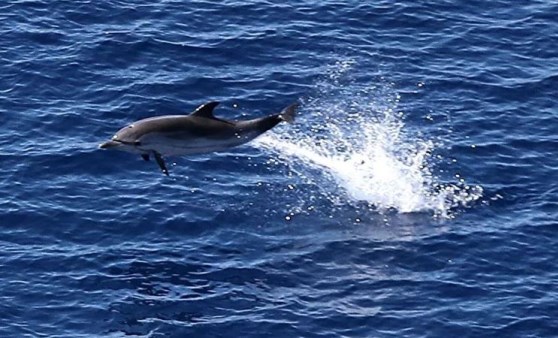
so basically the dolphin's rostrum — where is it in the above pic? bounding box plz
[99,101,298,175]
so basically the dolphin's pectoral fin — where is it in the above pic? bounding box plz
[153,152,169,176]
[141,154,150,161]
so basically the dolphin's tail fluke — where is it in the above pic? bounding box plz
[279,102,298,124]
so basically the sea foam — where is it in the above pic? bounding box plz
[256,60,482,217]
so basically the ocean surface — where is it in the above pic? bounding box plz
[1,1,557,337]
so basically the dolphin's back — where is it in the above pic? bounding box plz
[124,115,244,156]
[134,115,236,138]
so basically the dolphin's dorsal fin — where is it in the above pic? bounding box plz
[191,101,220,119]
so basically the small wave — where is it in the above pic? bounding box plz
[256,59,482,217]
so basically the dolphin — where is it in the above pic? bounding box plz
[99,101,298,175]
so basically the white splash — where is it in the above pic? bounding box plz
[256,60,482,217]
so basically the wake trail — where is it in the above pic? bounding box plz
[256,59,482,218]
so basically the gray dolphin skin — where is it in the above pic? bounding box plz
[99,101,298,175]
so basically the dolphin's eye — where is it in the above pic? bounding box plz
[134,141,142,146]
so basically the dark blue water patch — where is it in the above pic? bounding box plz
[2,0,558,337]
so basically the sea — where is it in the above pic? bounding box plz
[1,1,557,337]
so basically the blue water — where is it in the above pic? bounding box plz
[2,1,557,337]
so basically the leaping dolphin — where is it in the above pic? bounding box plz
[99,101,298,175]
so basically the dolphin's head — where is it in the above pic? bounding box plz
[99,124,143,153]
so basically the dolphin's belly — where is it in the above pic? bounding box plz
[138,132,260,156]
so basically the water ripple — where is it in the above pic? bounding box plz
[1,0,558,337]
